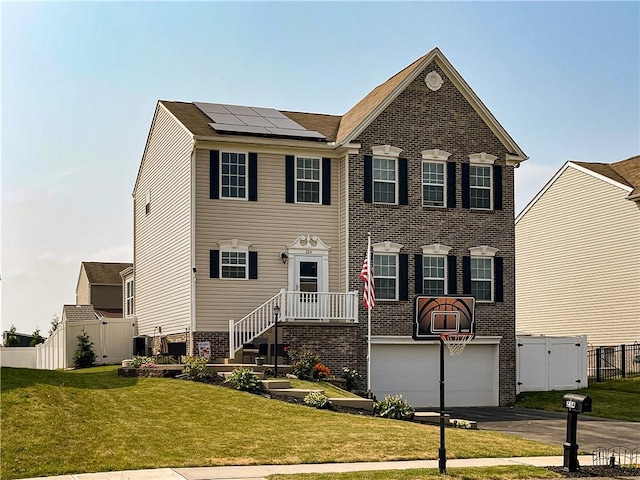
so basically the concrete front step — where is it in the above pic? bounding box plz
[267,388,324,399]
[260,379,290,389]
[414,411,450,424]
[329,397,375,411]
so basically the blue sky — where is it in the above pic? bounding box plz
[2,1,639,335]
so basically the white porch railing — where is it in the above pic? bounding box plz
[229,289,359,356]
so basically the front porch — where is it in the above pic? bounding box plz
[229,288,359,361]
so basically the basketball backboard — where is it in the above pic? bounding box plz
[413,296,476,340]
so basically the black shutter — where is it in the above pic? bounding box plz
[322,158,331,205]
[285,155,295,203]
[248,152,258,201]
[249,252,258,279]
[364,155,372,203]
[494,256,504,302]
[461,163,470,208]
[399,158,408,205]
[210,250,219,278]
[447,162,456,208]
[447,255,457,294]
[493,165,503,210]
[210,150,219,199]
[399,253,409,301]
[414,254,423,295]
[462,256,471,294]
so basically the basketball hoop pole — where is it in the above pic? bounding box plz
[438,335,447,474]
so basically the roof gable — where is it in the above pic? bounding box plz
[81,262,132,285]
[335,48,527,161]
[611,155,640,197]
[63,305,96,322]
[516,159,636,223]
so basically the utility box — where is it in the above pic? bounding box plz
[563,393,592,413]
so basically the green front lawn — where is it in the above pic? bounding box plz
[516,376,640,421]
[1,366,560,480]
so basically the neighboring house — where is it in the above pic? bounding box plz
[516,156,640,346]
[1,331,40,347]
[76,262,133,314]
[133,47,527,406]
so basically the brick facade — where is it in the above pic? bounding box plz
[346,64,517,405]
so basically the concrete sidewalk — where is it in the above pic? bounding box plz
[23,455,619,480]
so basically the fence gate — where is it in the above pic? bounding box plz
[516,335,587,394]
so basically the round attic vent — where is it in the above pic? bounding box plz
[425,71,443,91]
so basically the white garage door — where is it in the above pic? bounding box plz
[371,342,498,407]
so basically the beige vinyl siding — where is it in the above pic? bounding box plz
[91,285,123,311]
[76,268,90,305]
[516,166,640,346]
[338,155,347,292]
[134,104,193,335]
[195,147,344,332]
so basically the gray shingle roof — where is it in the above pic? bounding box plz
[63,305,96,322]
[82,262,132,285]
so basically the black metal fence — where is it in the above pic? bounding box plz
[588,343,640,382]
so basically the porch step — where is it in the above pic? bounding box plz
[414,412,450,424]
[260,379,290,389]
[267,388,324,399]
[329,397,375,411]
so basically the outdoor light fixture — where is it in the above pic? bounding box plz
[280,252,288,264]
[273,304,281,377]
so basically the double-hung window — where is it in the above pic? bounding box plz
[221,152,247,199]
[296,157,320,203]
[422,162,445,207]
[470,257,493,301]
[373,157,397,204]
[125,279,134,317]
[373,253,397,300]
[221,251,247,279]
[469,165,492,209]
[423,256,446,295]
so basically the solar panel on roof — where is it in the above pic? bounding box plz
[194,102,325,141]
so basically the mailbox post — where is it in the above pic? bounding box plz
[562,393,592,472]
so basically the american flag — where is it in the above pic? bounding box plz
[360,254,375,310]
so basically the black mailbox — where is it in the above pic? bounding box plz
[563,393,592,413]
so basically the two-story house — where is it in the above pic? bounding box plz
[132,48,527,406]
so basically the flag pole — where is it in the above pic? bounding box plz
[367,232,372,393]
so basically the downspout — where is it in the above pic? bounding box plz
[189,139,197,355]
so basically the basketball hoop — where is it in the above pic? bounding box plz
[440,333,474,356]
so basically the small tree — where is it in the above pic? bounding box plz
[4,325,19,347]
[29,328,45,347]
[48,314,60,336]
[73,329,96,369]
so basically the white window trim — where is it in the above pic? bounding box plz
[144,190,151,215]
[469,163,493,210]
[422,149,451,161]
[220,151,249,201]
[423,255,447,295]
[372,156,399,205]
[371,145,402,206]
[372,242,403,302]
[422,160,447,208]
[469,245,498,303]
[295,156,322,205]
[422,244,453,255]
[468,152,497,165]
[218,239,252,280]
[125,278,134,317]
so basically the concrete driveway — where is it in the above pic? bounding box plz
[444,407,640,453]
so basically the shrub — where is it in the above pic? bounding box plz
[288,349,320,380]
[374,395,415,420]
[132,356,156,368]
[4,325,19,347]
[29,328,45,347]
[304,391,330,409]
[340,367,361,391]
[451,419,473,429]
[312,362,330,380]
[73,329,96,369]
[183,356,208,379]
[224,368,261,391]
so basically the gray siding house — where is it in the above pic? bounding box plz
[132,48,527,406]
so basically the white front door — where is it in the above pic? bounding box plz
[289,255,323,318]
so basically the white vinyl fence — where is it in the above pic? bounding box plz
[516,334,588,393]
[1,318,135,370]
